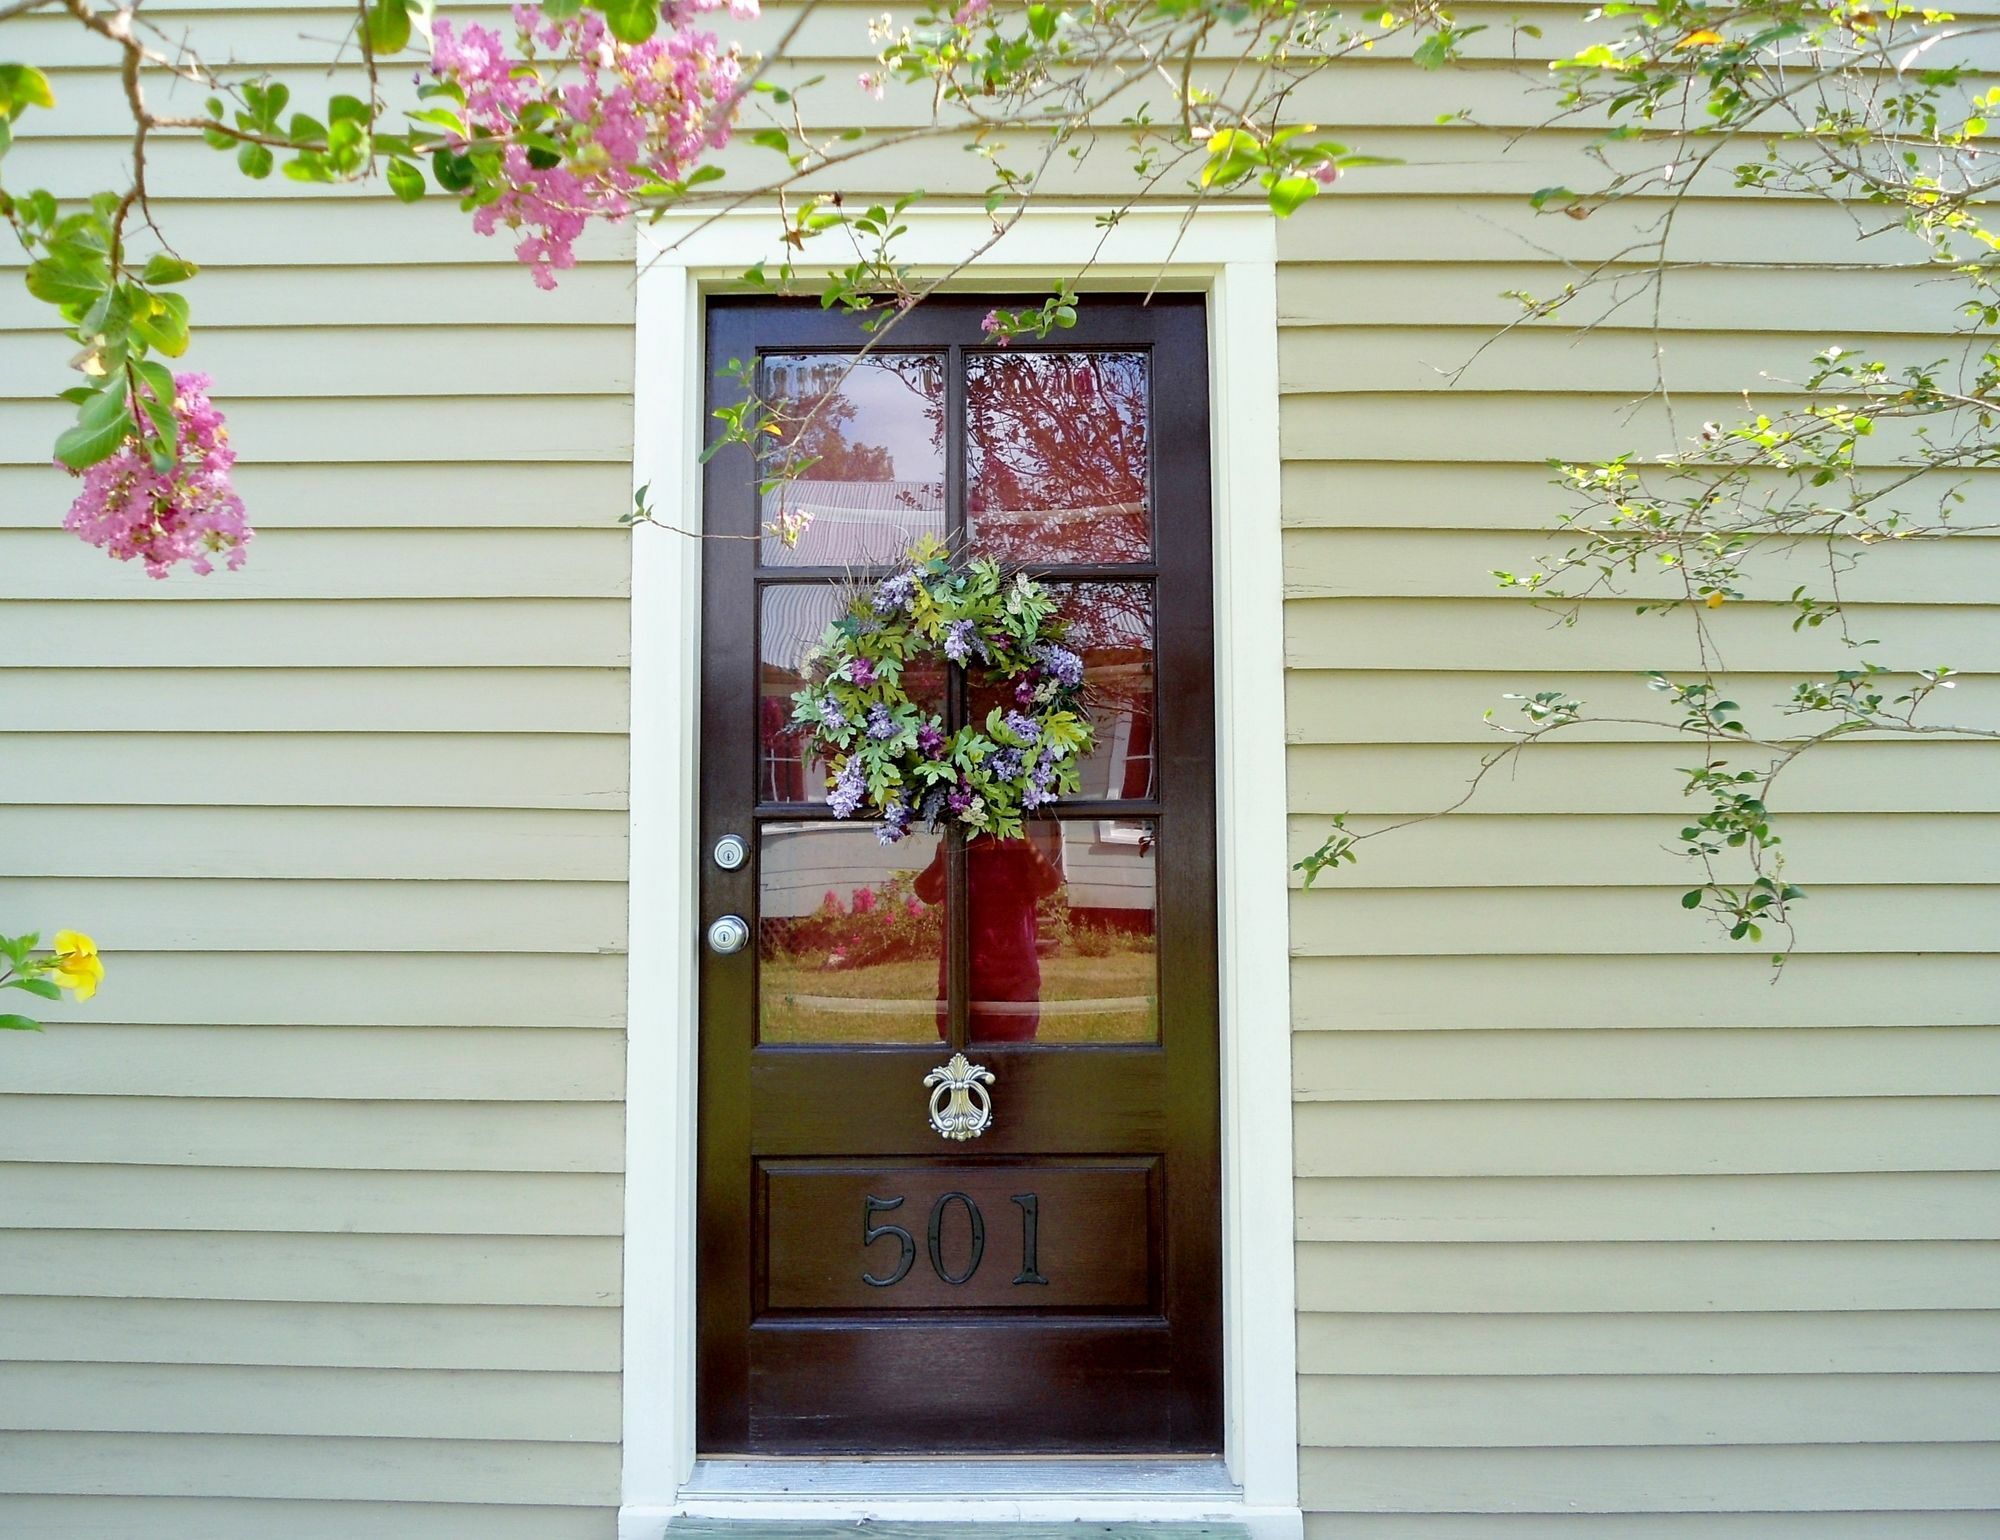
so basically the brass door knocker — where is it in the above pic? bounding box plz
[925,1053,996,1141]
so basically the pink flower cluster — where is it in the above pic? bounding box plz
[431,0,757,290]
[63,373,252,579]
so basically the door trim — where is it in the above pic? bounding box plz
[623,205,1297,1538]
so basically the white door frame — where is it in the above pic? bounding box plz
[622,205,1298,1538]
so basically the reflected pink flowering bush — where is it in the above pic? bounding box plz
[61,373,251,579]
[430,0,756,289]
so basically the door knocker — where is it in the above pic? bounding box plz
[925,1053,996,1141]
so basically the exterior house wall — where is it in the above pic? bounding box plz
[1,2,1995,1536]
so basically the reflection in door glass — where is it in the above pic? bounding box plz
[758,354,946,566]
[758,822,945,1044]
[761,585,947,803]
[966,351,1151,565]
[967,820,1157,1045]
[970,580,1155,800]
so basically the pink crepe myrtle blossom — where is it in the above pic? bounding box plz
[62,373,252,579]
[431,0,754,289]
[1313,162,1341,186]
[857,70,886,100]
[955,0,990,23]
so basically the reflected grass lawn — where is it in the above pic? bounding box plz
[758,952,1157,1043]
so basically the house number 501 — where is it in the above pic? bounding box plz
[861,1193,1049,1288]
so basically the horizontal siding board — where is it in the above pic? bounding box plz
[0,807,629,880]
[0,327,634,401]
[1294,1173,2000,1242]
[1297,1241,2000,1314]
[0,669,629,734]
[1292,1098,2000,1177]
[0,1362,619,1441]
[17,952,626,1029]
[1299,1498,2000,1529]
[1279,460,2000,532]
[1284,672,2000,742]
[2,735,629,809]
[0,602,629,667]
[1297,1310,2000,1376]
[1298,1444,2000,1514]
[0,1165,624,1234]
[0,395,630,466]
[0,1297,621,1371]
[0,1231,622,1306]
[1286,887,2000,957]
[0,1097,624,1172]
[1284,597,2000,672]
[0,1025,625,1099]
[1283,814,2000,889]
[1298,1372,2000,1447]
[1288,952,2000,1031]
[1,878,624,952]
[0,1497,617,1540]
[1281,527,2000,605]
[0,1430,620,1504]
[0,462,638,530]
[0,528,633,601]
[1291,1028,2000,1100]
[1287,742,2000,816]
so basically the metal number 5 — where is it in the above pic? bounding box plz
[860,1194,915,1288]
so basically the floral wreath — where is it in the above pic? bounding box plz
[789,536,1093,843]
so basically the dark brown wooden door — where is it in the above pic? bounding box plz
[697,295,1220,1455]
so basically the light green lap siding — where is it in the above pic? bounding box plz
[3,2,1996,1534]
[1277,90,2000,1538]
[0,11,632,1529]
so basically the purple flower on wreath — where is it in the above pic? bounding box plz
[873,568,919,615]
[828,756,867,819]
[814,696,847,732]
[916,721,947,760]
[989,746,1025,782]
[1022,754,1059,811]
[1013,675,1041,707]
[866,703,896,739]
[877,800,913,844]
[948,786,976,815]
[918,788,947,826]
[1003,709,1041,745]
[1034,642,1084,688]
[943,619,978,664]
[848,656,878,687]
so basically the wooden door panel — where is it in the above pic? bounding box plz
[698,295,1219,1456]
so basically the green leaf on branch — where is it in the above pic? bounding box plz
[54,385,135,471]
[25,256,107,310]
[4,977,60,1001]
[131,291,192,356]
[600,0,660,43]
[1266,174,1317,217]
[386,157,425,201]
[238,142,275,179]
[140,254,198,286]
[0,64,56,118]
[0,1015,45,1032]
[367,0,413,53]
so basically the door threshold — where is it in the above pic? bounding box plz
[639,1458,1302,1540]
[683,1458,1239,1499]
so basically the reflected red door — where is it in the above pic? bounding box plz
[697,295,1220,1454]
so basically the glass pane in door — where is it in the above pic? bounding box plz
[966,350,1151,565]
[761,584,947,803]
[968,579,1156,801]
[966,819,1158,1045]
[758,821,946,1044]
[758,353,946,566]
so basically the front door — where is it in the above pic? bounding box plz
[696,294,1221,1455]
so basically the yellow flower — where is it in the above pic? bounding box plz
[49,930,104,1002]
[1705,591,1727,609]
[1678,27,1725,45]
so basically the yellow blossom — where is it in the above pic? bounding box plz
[49,930,104,1002]
[1705,591,1727,609]
[1678,27,1725,45]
